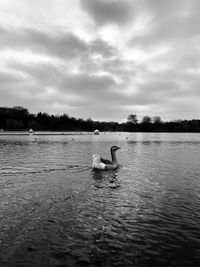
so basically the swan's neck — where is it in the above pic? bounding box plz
[111,150,117,163]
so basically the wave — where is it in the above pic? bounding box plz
[0,164,92,176]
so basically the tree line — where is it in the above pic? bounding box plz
[1,107,200,132]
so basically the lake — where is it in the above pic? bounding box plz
[0,132,200,266]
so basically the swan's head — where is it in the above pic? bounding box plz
[111,145,121,152]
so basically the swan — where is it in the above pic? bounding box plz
[92,145,121,170]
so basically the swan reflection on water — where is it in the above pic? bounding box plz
[92,167,120,189]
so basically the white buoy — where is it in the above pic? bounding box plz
[28,129,37,142]
[94,129,100,135]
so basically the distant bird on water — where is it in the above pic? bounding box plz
[92,145,121,170]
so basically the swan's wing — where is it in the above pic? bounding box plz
[100,158,113,165]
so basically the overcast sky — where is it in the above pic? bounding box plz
[0,0,200,122]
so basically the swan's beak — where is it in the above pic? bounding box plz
[117,146,121,150]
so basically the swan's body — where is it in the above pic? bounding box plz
[92,154,106,170]
[92,146,121,170]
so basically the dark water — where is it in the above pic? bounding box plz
[0,132,200,266]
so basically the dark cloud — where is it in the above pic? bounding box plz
[27,29,88,58]
[128,0,200,49]
[90,38,117,57]
[102,57,137,81]
[9,60,118,93]
[61,73,116,93]
[9,62,63,87]
[0,26,88,58]
[0,25,117,62]
[81,0,133,26]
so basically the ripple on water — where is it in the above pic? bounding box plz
[1,134,200,266]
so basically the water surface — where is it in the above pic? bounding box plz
[0,132,200,266]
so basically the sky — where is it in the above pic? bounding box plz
[0,0,200,122]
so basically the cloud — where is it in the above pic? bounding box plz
[0,26,89,59]
[0,25,118,64]
[0,0,200,122]
[0,69,24,85]
[90,38,117,58]
[3,59,124,118]
[81,0,133,26]
[128,0,200,49]
[61,72,116,93]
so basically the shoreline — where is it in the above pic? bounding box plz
[0,132,93,136]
